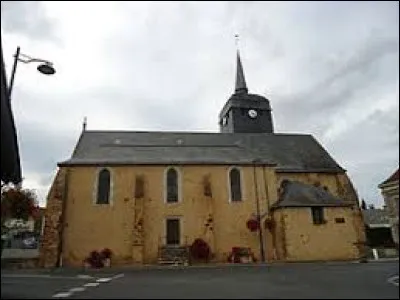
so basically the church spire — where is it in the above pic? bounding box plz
[234,35,248,94]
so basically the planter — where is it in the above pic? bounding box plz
[228,247,256,264]
[103,258,111,268]
[83,260,91,269]
[240,256,251,263]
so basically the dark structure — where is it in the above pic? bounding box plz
[362,208,396,250]
[219,51,274,134]
[1,39,21,184]
[271,180,351,209]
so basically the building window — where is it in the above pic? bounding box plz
[134,175,145,198]
[166,218,180,245]
[96,168,111,204]
[311,207,325,225]
[166,168,179,203]
[229,167,242,202]
[335,217,345,224]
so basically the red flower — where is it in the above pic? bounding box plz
[246,219,259,232]
[101,248,113,259]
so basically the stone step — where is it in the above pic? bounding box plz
[158,246,190,266]
[158,259,188,265]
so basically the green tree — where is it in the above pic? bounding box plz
[1,186,39,220]
[1,184,39,256]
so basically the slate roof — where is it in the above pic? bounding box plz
[59,131,345,173]
[271,180,350,209]
[379,168,399,187]
[362,209,390,226]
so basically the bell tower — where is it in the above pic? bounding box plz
[219,39,274,134]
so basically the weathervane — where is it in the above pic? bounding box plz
[235,34,240,49]
[82,116,87,131]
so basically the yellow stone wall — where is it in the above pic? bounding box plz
[60,165,278,266]
[272,207,360,261]
[40,165,365,267]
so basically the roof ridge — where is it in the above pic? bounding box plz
[379,168,399,186]
[83,130,312,137]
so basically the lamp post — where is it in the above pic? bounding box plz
[8,46,56,99]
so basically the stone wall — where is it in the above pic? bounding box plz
[38,168,67,268]
[273,207,360,261]
[44,166,366,265]
[274,172,367,260]
[55,165,278,265]
[380,181,399,247]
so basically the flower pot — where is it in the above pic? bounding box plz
[104,258,111,267]
[240,256,250,264]
[83,261,91,269]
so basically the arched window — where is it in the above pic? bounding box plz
[166,168,178,203]
[97,168,111,204]
[229,168,242,202]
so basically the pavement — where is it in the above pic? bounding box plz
[1,260,399,299]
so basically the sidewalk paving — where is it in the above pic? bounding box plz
[1,256,398,276]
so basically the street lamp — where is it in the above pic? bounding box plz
[8,46,56,99]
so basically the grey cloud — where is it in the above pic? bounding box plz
[17,120,77,175]
[272,35,399,136]
[324,105,399,204]
[80,87,208,132]
[1,1,59,42]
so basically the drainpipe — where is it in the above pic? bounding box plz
[262,166,271,214]
[262,165,272,261]
[253,160,265,262]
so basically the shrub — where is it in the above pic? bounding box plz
[88,250,103,268]
[190,238,211,261]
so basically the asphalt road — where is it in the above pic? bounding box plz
[1,261,399,299]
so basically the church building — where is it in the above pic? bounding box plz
[39,50,366,267]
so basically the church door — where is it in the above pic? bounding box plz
[166,218,180,246]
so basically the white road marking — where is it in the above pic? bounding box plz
[51,274,123,298]
[52,292,72,298]
[388,275,399,287]
[1,274,90,280]
[69,287,86,292]
[84,282,100,287]
[113,273,125,279]
[96,277,112,283]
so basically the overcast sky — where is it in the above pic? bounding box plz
[1,1,399,207]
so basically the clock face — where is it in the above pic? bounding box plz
[248,109,258,118]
